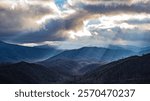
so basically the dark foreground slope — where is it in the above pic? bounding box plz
[0,62,61,84]
[78,53,150,84]
[40,59,81,75]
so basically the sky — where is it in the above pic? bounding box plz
[0,0,150,49]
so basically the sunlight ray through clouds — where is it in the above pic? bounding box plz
[0,0,150,48]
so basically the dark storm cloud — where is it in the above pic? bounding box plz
[65,0,150,33]
[80,2,150,14]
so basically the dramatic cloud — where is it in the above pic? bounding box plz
[0,0,61,42]
[0,0,150,48]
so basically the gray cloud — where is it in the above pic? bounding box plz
[5,11,94,43]
[114,28,150,42]
[126,18,150,25]
[0,0,150,48]
[0,0,54,34]
[80,2,150,14]
[89,26,150,45]
[6,19,67,43]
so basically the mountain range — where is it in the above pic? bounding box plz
[0,41,61,63]
[139,46,150,55]
[77,53,150,84]
[0,41,149,63]
[0,53,150,84]
[0,41,150,83]
[47,47,135,62]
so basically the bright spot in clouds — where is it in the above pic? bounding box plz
[68,28,92,39]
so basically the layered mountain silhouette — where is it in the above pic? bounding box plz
[0,41,61,63]
[40,58,81,76]
[0,40,150,84]
[78,53,150,84]
[139,46,150,55]
[0,53,149,84]
[47,47,135,62]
